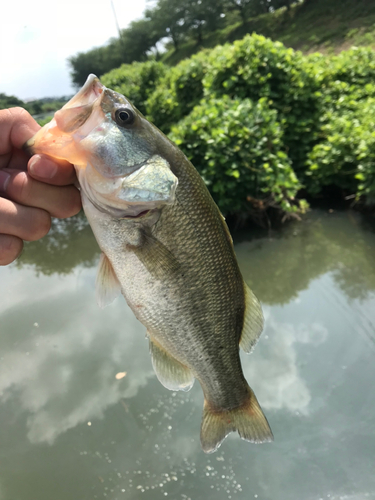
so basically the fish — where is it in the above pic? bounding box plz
[25,74,273,453]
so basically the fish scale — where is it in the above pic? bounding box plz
[26,74,273,453]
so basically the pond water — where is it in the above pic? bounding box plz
[1,209,374,500]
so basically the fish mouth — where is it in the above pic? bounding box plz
[24,74,105,155]
[53,75,104,134]
[64,74,104,110]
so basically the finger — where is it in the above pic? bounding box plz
[0,197,51,241]
[2,170,81,219]
[0,147,30,172]
[0,234,23,266]
[28,154,77,186]
[0,107,39,157]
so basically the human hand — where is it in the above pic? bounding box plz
[0,107,82,266]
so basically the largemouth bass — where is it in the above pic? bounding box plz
[26,75,273,453]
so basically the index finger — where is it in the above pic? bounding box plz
[0,108,40,153]
[0,108,40,169]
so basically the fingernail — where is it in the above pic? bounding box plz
[29,155,58,179]
[0,170,11,193]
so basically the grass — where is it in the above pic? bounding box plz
[161,0,375,66]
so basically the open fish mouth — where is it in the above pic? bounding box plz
[24,74,105,156]
[54,75,105,134]
[64,74,104,108]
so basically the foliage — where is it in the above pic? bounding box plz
[0,93,25,110]
[69,40,124,87]
[146,52,209,131]
[0,94,69,121]
[68,17,163,87]
[184,0,227,44]
[169,96,305,216]
[303,47,375,199]
[101,61,166,115]
[145,0,189,51]
[37,115,54,127]
[98,31,375,218]
[306,98,375,202]
[161,0,375,67]
[321,46,375,87]
[202,34,322,171]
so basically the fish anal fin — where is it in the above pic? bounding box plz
[200,386,273,454]
[240,284,264,353]
[149,335,194,392]
[96,253,121,308]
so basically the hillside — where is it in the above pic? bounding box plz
[162,0,375,66]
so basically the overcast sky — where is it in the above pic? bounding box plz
[0,0,147,100]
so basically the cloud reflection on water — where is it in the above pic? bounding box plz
[0,266,155,445]
[244,312,328,415]
[0,264,327,447]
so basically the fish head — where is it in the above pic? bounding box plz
[26,74,178,218]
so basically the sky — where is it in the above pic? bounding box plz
[0,0,147,101]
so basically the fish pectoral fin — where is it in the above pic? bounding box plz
[200,386,273,454]
[239,284,264,353]
[96,253,121,308]
[131,232,180,280]
[149,335,194,392]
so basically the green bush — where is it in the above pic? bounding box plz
[202,34,322,171]
[37,115,53,127]
[306,97,375,202]
[101,60,166,115]
[146,51,210,132]
[169,96,306,216]
[99,34,375,217]
[319,81,375,114]
[322,46,375,87]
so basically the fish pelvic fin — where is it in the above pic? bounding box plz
[96,253,121,308]
[149,334,195,392]
[240,284,264,353]
[200,386,273,454]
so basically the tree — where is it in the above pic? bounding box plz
[68,18,163,87]
[0,93,25,110]
[146,0,188,51]
[186,0,226,45]
[69,40,124,87]
[223,0,255,25]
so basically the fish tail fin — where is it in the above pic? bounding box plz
[200,386,273,454]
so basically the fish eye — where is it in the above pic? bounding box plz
[114,108,135,126]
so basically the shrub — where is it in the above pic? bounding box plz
[146,51,210,132]
[322,46,375,87]
[202,34,322,172]
[169,96,306,216]
[101,60,166,115]
[306,97,375,202]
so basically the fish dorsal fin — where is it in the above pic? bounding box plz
[96,253,121,308]
[148,334,195,392]
[239,284,264,353]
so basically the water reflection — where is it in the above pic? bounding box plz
[16,212,99,275]
[1,209,375,500]
[0,267,154,446]
[245,311,328,415]
[16,210,375,306]
[237,210,375,304]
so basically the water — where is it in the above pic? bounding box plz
[1,209,374,500]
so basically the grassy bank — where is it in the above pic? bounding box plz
[161,0,375,66]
